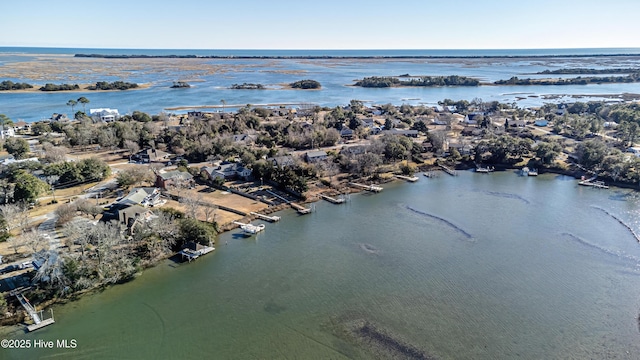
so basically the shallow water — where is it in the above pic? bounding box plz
[2,48,640,122]
[5,172,640,359]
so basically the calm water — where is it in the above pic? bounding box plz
[5,171,640,359]
[2,47,640,122]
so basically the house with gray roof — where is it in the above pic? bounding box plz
[305,150,328,163]
[117,187,161,207]
[268,156,296,168]
[201,162,252,181]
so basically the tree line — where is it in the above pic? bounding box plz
[354,76,480,88]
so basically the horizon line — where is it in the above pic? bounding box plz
[2,46,640,51]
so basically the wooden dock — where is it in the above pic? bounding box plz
[320,194,346,204]
[291,202,312,214]
[250,212,280,222]
[395,175,419,182]
[12,292,55,331]
[579,179,609,189]
[349,183,383,192]
[438,164,458,176]
[179,245,215,262]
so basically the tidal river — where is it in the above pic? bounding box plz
[5,171,640,359]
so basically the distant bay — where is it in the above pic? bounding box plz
[1,47,640,122]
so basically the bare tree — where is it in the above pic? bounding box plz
[33,250,69,291]
[124,140,140,160]
[7,234,24,254]
[42,143,70,163]
[22,228,48,254]
[179,194,201,219]
[201,201,218,223]
[0,202,29,233]
[55,203,77,225]
[76,199,103,219]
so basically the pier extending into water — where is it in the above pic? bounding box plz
[320,194,346,204]
[395,175,419,182]
[179,245,215,262]
[291,202,313,214]
[250,212,280,222]
[438,164,458,176]
[349,183,383,192]
[579,176,609,189]
[11,290,55,331]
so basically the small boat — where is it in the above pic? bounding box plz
[520,167,529,176]
[528,168,538,176]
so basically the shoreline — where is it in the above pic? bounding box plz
[0,167,634,329]
[74,53,640,60]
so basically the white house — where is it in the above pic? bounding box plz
[89,108,120,122]
[0,127,15,139]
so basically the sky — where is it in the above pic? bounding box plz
[2,0,640,50]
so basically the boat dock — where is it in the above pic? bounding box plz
[349,183,383,192]
[179,245,215,262]
[475,166,494,173]
[233,221,266,234]
[320,194,346,204]
[579,179,609,189]
[395,175,419,182]
[291,202,312,214]
[12,291,55,332]
[438,164,458,176]
[250,212,280,222]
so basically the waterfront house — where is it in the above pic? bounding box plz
[201,162,252,181]
[117,187,161,207]
[305,150,328,163]
[187,111,207,121]
[118,204,155,233]
[50,113,69,122]
[89,108,119,122]
[155,170,194,189]
[13,121,30,132]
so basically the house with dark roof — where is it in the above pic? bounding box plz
[305,150,328,163]
[134,148,171,163]
[50,113,69,122]
[118,205,155,233]
[155,170,194,189]
[340,128,355,139]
